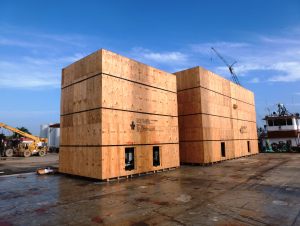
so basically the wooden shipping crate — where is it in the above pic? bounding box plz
[59,49,179,180]
[175,66,258,164]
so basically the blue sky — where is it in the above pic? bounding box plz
[1,0,300,135]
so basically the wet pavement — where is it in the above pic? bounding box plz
[0,153,58,175]
[0,153,300,226]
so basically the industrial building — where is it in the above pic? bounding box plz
[59,49,180,180]
[175,66,258,164]
[40,123,60,152]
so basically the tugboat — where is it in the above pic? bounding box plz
[261,103,300,152]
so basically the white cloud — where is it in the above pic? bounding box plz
[2,23,300,88]
[129,34,300,83]
[0,52,85,88]
[191,41,250,54]
[144,51,186,63]
[0,37,44,48]
[0,60,59,88]
[0,25,90,88]
[58,53,86,63]
[268,62,300,82]
[260,36,300,45]
[130,47,188,65]
[0,24,88,48]
[189,31,300,83]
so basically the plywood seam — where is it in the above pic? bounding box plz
[61,106,178,117]
[61,107,100,116]
[180,139,258,142]
[62,72,99,89]
[177,85,254,106]
[61,142,179,147]
[102,49,177,77]
[62,50,101,71]
[178,113,256,123]
[103,72,176,93]
[62,72,177,94]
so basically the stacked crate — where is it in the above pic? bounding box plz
[59,49,179,180]
[175,66,258,164]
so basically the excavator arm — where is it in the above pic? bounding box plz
[0,123,47,143]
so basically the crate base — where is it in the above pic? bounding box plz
[104,167,179,182]
[180,153,259,166]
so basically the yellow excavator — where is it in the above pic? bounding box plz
[0,122,48,157]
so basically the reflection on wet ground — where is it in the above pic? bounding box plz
[0,153,300,226]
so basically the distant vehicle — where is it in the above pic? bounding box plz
[0,122,48,157]
[261,104,300,152]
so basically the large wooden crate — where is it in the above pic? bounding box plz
[175,66,258,164]
[60,49,179,180]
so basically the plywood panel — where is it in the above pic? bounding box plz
[61,75,102,115]
[178,115,203,141]
[60,48,179,179]
[177,88,202,116]
[230,82,255,105]
[201,115,234,141]
[60,109,102,146]
[233,139,259,158]
[101,74,177,116]
[101,144,179,179]
[175,65,258,164]
[101,49,177,92]
[179,139,258,164]
[179,142,204,163]
[199,67,231,97]
[202,141,235,163]
[59,147,102,179]
[62,51,102,87]
[232,120,258,140]
[175,67,200,91]
[101,109,178,146]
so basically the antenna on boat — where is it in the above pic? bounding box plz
[277,103,288,116]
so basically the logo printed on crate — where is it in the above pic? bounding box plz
[240,126,247,133]
[135,118,156,132]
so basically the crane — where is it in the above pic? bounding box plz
[211,47,241,86]
[0,122,48,157]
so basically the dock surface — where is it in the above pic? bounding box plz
[0,153,299,225]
